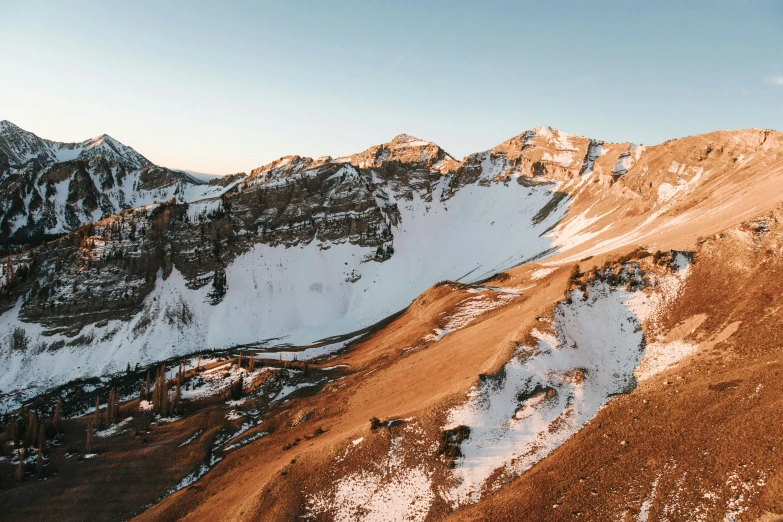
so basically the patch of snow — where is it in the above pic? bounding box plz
[444,280,646,505]
[224,430,267,452]
[423,294,514,342]
[307,425,434,522]
[542,151,575,167]
[321,364,349,371]
[179,430,203,447]
[226,410,244,421]
[95,417,133,438]
[272,380,322,402]
[531,267,557,280]
[153,415,181,424]
[638,474,660,522]
[635,341,697,382]
[550,203,613,251]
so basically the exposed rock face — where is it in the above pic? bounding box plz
[0,121,234,249]
[0,120,150,169]
[1,124,781,401]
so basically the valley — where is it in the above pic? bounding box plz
[1,124,783,521]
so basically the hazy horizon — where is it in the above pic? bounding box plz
[2,0,782,174]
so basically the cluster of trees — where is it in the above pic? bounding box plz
[1,401,62,481]
[236,351,256,371]
[93,388,121,425]
[140,362,184,416]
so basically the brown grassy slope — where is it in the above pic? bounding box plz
[134,129,783,521]
[5,129,783,521]
[133,274,570,521]
[0,403,228,522]
[449,211,783,521]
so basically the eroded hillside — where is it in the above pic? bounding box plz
[1,126,783,521]
[3,127,781,407]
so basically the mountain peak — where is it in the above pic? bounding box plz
[390,133,433,146]
[0,121,151,169]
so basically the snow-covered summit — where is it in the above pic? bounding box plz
[0,121,235,245]
[0,120,151,169]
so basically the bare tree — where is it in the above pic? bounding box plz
[85,422,93,453]
[36,424,45,477]
[15,447,24,482]
[53,400,63,433]
[93,397,101,427]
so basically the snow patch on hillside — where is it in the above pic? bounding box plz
[443,261,691,506]
[307,422,435,522]
[635,340,697,381]
[1,179,567,397]
[424,293,514,342]
[531,267,557,280]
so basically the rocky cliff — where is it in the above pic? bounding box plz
[0,121,236,250]
[1,124,781,404]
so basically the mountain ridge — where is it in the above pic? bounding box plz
[2,123,783,521]
[0,121,238,250]
[1,123,782,406]
[0,120,152,170]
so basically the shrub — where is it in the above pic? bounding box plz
[438,425,471,467]
[617,246,650,265]
[10,327,29,351]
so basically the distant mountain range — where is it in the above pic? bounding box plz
[0,121,240,249]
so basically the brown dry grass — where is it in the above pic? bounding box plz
[4,129,783,521]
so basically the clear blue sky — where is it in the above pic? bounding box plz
[2,1,782,174]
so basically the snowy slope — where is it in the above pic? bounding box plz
[443,263,690,506]
[0,121,238,242]
[0,171,568,399]
[0,120,150,169]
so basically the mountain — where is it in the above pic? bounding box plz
[0,121,239,249]
[2,125,783,521]
[0,120,151,169]
[0,125,603,397]
[1,124,781,400]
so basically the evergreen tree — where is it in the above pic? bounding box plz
[230,375,244,401]
[7,419,17,449]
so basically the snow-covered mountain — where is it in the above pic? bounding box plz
[0,121,239,247]
[1,125,781,402]
[0,120,151,169]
